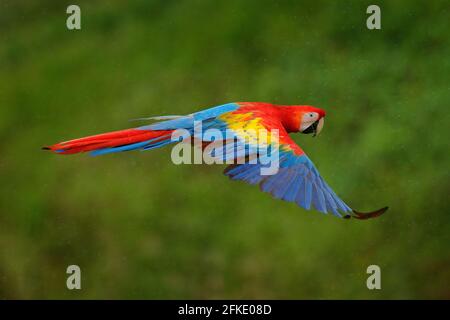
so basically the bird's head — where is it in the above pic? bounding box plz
[280,105,326,136]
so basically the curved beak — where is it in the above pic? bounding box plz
[315,117,324,137]
[302,117,324,137]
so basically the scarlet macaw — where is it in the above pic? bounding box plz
[44,102,387,219]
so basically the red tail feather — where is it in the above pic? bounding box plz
[43,128,173,154]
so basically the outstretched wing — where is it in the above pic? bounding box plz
[224,151,352,218]
[217,111,386,218]
[225,152,353,217]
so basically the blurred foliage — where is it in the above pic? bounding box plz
[0,0,449,299]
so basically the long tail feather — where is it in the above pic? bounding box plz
[43,128,174,155]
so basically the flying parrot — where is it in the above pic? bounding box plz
[43,102,388,219]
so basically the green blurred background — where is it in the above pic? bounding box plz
[0,0,449,299]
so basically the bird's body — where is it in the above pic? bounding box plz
[44,102,387,219]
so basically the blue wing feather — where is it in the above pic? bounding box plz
[138,103,240,131]
[283,170,302,202]
[225,151,352,217]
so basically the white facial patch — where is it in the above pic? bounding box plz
[300,112,319,132]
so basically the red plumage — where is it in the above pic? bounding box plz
[43,128,172,154]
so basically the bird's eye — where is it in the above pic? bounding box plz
[309,113,314,117]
